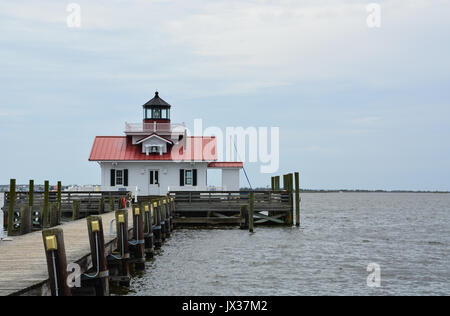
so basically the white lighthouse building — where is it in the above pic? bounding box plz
[89,92,243,195]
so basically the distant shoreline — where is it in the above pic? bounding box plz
[0,187,448,194]
[243,188,450,193]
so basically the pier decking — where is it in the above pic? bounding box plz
[0,209,133,296]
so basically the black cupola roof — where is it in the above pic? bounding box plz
[143,91,171,109]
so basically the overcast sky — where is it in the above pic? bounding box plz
[1,0,449,190]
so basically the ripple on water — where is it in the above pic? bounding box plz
[125,193,450,296]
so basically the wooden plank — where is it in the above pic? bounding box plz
[253,213,285,224]
[173,217,240,225]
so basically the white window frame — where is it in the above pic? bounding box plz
[116,169,124,186]
[185,169,193,186]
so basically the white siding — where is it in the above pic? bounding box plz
[222,169,240,191]
[99,161,209,195]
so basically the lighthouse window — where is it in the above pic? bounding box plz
[152,109,161,119]
[116,170,123,185]
[185,170,192,185]
[161,109,169,119]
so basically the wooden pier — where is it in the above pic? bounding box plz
[0,172,301,296]
[169,190,294,226]
[0,210,132,296]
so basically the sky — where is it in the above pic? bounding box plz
[0,0,449,190]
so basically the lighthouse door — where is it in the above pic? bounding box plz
[148,170,160,196]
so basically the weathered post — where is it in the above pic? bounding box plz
[81,216,109,296]
[248,192,254,233]
[108,209,131,287]
[98,197,105,214]
[72,200,80,221]
[20,205,32,235]
[42,228,72,296]
[7,179,16,235]
[160,200,166,242]
[240,205,249,229]
[131,206,146,271]
[163,199,170,238]
[285,173,294,226]
[143,202,154,258]
[43,180,50,227]
[295,172,300,227]
[49,202,59,227]
[170,197,175,231]
[57,181,62,224]
[153,201,162,249]
[29,179,34,209]
[109,197,115,213]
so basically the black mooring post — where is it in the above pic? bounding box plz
[108,209,131,287]
[160,199,167,241]
[170,197,175,231]
[131,205,146,271]
[153,201,162,249]
[42,228,72,296]
[143,202,154,259]
[81,216,109,296]
[163,199,171,238]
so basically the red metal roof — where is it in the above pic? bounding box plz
[89,136,217,161]
[208,162,243,168]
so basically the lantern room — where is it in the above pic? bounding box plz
[143,91,171,123]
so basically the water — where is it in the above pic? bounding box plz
[127,193,450,296]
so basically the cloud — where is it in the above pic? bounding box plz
[1,0,449,98]
[351,116,381,125]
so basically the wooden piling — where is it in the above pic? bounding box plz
[163,199,170,237]
[153,201,162,249]
[143,202,154,258]
[29,180,34,209]
[7,179,16,235]
[98,197,105,214]
[84,216,109,296]
[295,172,300,227]
[170,197,175,231]
[115,209,129,258]
[43,180,49,228]
[42,228,72,296]
[287,173,294,226]
[249,192,254,233]
[20,205,32,235]
[159,200,166,242]
[240,205,249,229]
[109,197,115,212]
[57,181,62,224]
[109,209,131,286]
[72,200,80,221]
[131,206,146,271]
[49,202,59,227]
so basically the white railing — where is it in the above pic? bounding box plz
[125,122,186,133]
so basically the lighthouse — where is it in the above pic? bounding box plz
[89,92,243,195]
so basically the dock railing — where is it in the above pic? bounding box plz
[168,190,292,226]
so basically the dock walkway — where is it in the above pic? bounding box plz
[0,209,132,296]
